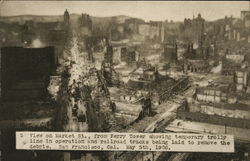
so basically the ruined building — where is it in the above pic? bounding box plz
[234,70,250,93]
[21,21,35,46]
[183,59,209,73]
[221,51,247,76]
[119,47,140,65]
[126,51,138,65]
[241,10,250,28]
[193,14,205,56]
[137,21,165,42]
[221,9,250,43]
[161,43,177,64]
[178,86,250,129]
[109,88,152,125]
[177,75,250,129]
[102,45,119,86]
[120,18,164,42]
[78,13,92,37]
[124,18,144,34]
[183,14,205,59]
[183,43,196,59]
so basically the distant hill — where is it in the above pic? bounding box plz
[110,15,134,23]
[0,14,134,25]
[0,14,235,26]
[0,15,63,24]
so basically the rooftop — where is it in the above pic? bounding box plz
[200,102,250,111]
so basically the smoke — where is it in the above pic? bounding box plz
[31,38,45,48]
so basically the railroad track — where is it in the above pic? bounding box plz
[110,86,196,161]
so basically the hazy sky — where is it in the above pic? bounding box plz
[1,1,249,21]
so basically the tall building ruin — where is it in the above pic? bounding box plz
[79,14,92,30]
[161,43,177,64]
[183,13,205,58]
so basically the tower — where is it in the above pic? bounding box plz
[64,9,70,27]
[194,13,205,58]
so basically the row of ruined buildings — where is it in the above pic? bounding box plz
[178,69,250,129]
[109,18,165,42]
[212,10,250,43]
[172,10,250,130]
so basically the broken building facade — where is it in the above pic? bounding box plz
[119,47,140,65]
[78,13,92,37]
[137,21,165,42]
[109,88,152,125]
[183,59,209,73]
[161,43,177,64]
[241,10,250,28]
[109,18,165,42]
[183,14,205,57]
[234,70,250,92]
